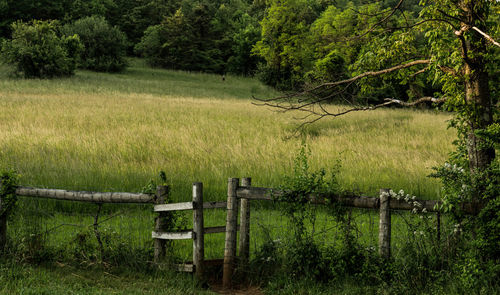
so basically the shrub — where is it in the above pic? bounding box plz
[63,16,128,72]
[0,20,82,78]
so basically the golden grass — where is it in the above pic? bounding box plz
[0,61,455,200]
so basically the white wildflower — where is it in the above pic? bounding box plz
[422,208,427,213]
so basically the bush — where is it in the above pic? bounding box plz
[63,16,128,72]
[0,20,82,78]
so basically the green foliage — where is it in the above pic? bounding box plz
[0,0,73,39]
[65,0,117,22]
[113,0,176,50]
[267,143,375,281]
[0,20,82,78]
[276,143,340,242]
[225,12,262,76]
[431,121,499,260]
[63,16,128,72]
[253,0,319,89]
[0,170,19,218]
[142,171,187,235]
[135,0,260,75]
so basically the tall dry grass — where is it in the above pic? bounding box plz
[0,59,454,201]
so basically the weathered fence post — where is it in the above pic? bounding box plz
[192,182,204,278]
[378,188,391,259]
[154,185,170,263]
[238,177,251,268]
[223,178,239,289]
[0,181,6,252]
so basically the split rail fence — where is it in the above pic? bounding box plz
[0,178,482,290]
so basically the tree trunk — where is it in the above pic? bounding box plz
[461,2,495,173]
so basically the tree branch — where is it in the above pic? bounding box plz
[350,0,405,40]
[254,59,430,104]
[472,26,500,48]
[323,59,430,87]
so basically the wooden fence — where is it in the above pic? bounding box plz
[220,177,483,289]
[152,182,230,277]
[0,178,483,290]
[0,184,160,252]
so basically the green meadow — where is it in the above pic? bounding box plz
[0,59,454,200]
[0,59,456,294]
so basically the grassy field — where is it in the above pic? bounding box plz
[0,58,457,294]
[0,59,454,199]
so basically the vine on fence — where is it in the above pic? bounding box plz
[268,143,375,281]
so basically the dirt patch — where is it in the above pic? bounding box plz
[209,283,264,295]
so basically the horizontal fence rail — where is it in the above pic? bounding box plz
[154,201,227,212]
[15,187,155,204]
[152,225,239,240]
[235,186,482,214]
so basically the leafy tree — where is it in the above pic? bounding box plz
[114,0,176,51]
[226,12,261,75]
[253,0,321,89]
[0,0,73,39]
[64,0,117,22]
[63,16,128,72]
[135,8,193,69]
[135,0,260,75]
[1,20,82,78]
[256,0,499,263]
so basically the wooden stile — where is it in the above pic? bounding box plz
[238,178,251,267]
[192,182,204,278]
[154,185,170,263]
[154,201,227,212]
[152,231,193,240]
[223,178,239,289]
[378,189,391,259]
[154,202,193,212]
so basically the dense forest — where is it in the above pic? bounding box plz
[1,0,469,104]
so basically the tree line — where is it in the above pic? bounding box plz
[0,0,468,105]
[0,0,497,119]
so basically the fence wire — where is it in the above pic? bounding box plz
[240,199,452,274]
[7,197,155,267]
[6,194,454,274]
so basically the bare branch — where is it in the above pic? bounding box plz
[472,26,500,48]
[350,0,404,40]
[437,9,462,23]
[410,67,430,77]
[384,96,447,106]
[321,59,430,87]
